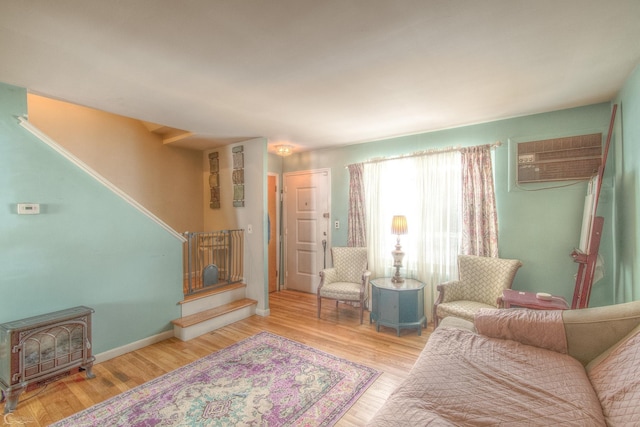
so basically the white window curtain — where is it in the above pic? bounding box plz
[364,150,462,309]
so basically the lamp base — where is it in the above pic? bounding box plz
[391,270,404,283]
[391,243,405,283]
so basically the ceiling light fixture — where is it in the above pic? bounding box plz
[275,145,293,157]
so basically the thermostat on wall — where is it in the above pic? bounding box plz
[17,203,40,215]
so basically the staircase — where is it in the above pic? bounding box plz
[172,283,257,341]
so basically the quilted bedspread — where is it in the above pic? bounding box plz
[368,327,605,426]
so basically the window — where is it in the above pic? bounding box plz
[364,151,462,293]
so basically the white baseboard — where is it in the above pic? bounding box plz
[255,308,270,316]
[94,305,268,363]
[93,330,174,364]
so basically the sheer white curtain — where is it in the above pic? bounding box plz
[364,151,462,309]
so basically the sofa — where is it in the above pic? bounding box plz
[368,300,640,426]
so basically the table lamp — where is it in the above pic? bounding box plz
[391,215,408,283]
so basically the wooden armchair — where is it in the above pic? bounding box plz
[433,254,522,327]
[317,247,370,324]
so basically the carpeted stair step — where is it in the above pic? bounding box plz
[172,298,257,341]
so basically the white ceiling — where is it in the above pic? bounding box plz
[1,1,639,154]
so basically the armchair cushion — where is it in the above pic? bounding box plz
[319,282,364,300]
[436,300,495,323]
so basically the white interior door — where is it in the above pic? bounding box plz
[284,169,330,293]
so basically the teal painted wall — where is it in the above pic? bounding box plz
[0,83,183,353]
[614,64,640,302]
[284,103,614,306]
[267,153,283,175]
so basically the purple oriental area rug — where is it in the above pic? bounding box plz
[51,331,380,426]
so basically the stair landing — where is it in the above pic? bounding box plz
[172,283,257,341]
[172,298,257,329]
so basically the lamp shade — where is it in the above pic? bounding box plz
[391,215,408,235]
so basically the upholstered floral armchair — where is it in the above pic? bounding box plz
[433,254,522,327]
[317,247,370,324]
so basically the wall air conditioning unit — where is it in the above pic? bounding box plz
[516,133,602,184]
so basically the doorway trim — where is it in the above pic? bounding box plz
[267,172,280,292]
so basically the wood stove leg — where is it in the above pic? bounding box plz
[82,363,96,379]
[2,386,24,413]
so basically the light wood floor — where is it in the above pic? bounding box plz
[4,290,432,426]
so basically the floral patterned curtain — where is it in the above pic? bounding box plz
[461,145,499,257]
[347,163,366,247]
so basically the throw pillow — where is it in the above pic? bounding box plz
[475,308,568,354]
